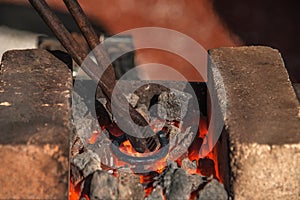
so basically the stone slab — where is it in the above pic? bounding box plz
[0,49,72,199]
[208,46,300,199]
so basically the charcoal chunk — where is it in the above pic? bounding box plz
[117,169,145,200]
[190,174,206,192]
[71,149,101,178]
[89,170,119,200]
[158,89,192,121]
[198,158,216,177]
[167,168,192,200]
[87,131,116,168]
[72,92,101,141]
[197,179,228,200]
[160,161,178,194]
[146,185,164,200]
[181,158,197,172]
[168,126,196,161]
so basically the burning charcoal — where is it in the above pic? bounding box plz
[71,149,101,178]
[134,83,170,109]
[72,92,102,141]
[71,135,85,157]
[151,161,176,194]
[87,130,116,168]
[146,185,164,200]
[158,89,192,121]
[168,126,197,161]
[189,174,206,192]
[117,168,145,200]
[166,124,181,146]
[71,165,83,187]
[197,179,228,200]
[149,116,165,133]
[160,161,178,193]
[181,158,197,173]
[89,170,119,200]
[167,168,192,200]
[198,158,216,177]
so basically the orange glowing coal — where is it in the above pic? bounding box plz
[70,117,221,199]
[119,140,144,157]
[69,181,80,200]
[88,130,102,144]
[115,139,167,173]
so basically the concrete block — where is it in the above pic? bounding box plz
[0,49,72,199]
[209,46,300,199]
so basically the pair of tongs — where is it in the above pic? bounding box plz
[29,0,160,153]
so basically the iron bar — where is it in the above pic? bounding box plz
[28,0,160,153]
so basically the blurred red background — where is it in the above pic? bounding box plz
[0,0,299,82]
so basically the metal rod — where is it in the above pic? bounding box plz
[62,0,99,51]
[28,0,84,65]
[62,0,111,68]
[28,0,112,97]
[28,0,160,153]
[62,0,117,91]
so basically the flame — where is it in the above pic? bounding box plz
[187,116,221,180]
[69,181,80,200]
[70,180,91,200]
[205,146,221,181]
[116,139,167,173]
[119,140,144,157]
[188,117,208,162]
[71,116,221,199]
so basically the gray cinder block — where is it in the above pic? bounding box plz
[0,49,72,199]
[209,46,300,200]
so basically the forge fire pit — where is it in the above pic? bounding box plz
[0,46,299,199]
[69,46,300,200]
[0,0,299,198]
[70,77,227,200]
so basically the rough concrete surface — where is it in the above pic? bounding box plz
[0,144,68,199]
[209,46,300,199]
[233,143,300,200]
[0,49,72,199]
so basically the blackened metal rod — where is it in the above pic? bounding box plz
[28,0,113,97]
[62,0,117,87]
[28,0,84,66]
[28,0,160,153]
[61,0,161,152]
[62,0,99,52]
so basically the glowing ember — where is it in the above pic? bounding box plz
[70,116,221,199]
[69,181,80,200]
[119,140,144,157]
[88,130,101,144]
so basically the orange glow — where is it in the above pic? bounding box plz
[69,181,80,200]
[144,187,153,197]
[88,130,101,144]
[187,116,221,180]
[119,140,144,157]
[205,146,221,182]
[71,116,221,199]
[82,194,90,200]
[116,140,167,173]
[188,117,208,162]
